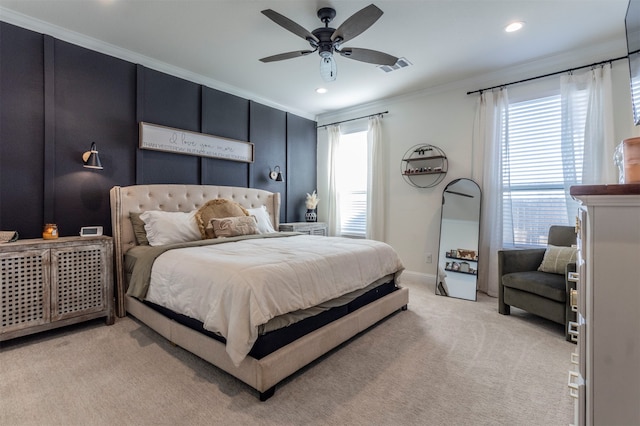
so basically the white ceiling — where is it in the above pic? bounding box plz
[0,0,630,120]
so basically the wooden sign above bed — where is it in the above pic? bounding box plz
[139,122,254,163]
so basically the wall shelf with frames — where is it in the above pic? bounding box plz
[401,144,448,188]
[446,254,478,262]
[445,249,478,274]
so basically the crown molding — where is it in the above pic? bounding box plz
[316,36,627,124]
[0,7,315,121]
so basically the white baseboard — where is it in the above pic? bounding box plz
[399,270,435,285]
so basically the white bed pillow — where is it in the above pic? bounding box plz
[247,206,276,233]
[139,210,200,246]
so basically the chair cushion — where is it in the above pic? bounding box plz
[538,245,577,274]
[502,271,566,302]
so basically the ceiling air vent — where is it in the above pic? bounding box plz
[378,57,412,73]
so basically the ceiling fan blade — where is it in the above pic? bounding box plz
[339,48,398,66]
[261,9,319,43]
[259,50,315,63]
[331,4,383,43]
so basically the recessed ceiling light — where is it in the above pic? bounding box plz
[505,21,525,33]
[316,87,328,94]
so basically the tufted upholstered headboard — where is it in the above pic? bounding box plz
[109,184,281,317]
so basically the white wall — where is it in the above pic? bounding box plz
[317,41,640,284]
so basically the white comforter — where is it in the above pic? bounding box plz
[144,234,404,366]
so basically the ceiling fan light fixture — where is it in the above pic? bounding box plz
[320,56,337,82]
[319,50,332,58]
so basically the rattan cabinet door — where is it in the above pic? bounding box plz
[50,243,107,321]
[0,248,51,334]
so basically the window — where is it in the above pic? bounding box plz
[335,130,368,237]
[502,91,586,247]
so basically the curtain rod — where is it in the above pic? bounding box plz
[317,111,388,129]
[466,53,631,95]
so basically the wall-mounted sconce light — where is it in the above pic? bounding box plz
[82,142,103,170]
[269,165,284,182]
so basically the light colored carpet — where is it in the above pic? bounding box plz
[0,278,574,425]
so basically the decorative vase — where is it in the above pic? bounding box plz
[305,209,317,222]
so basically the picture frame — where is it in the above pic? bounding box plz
[139,122,254,163]
[456,248,478,261]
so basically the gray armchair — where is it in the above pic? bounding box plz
[498,225,577,341]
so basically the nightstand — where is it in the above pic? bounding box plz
[279,222,328,236]
[0,236,114,341]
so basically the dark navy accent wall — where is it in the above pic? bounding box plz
[0,21,316,238]
[250,101,287,224]
[201,87,250,187]
[0,23,45,236]
[286,114,317,222]
[137,67,201,185]
[52,39,137,237]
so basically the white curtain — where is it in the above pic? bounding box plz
[561,64,616,187]
[366,115,385,241]
[472,67,614,297]
[327,125,341,236]
[472,89,509,297]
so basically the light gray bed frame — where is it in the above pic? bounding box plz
[110,184,409,400]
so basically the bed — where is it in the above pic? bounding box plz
[110,184,409,400]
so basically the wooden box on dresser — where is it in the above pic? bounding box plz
[569,184,640,426]
[0,236,114,342]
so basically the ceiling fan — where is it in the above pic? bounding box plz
[259,4,399,82]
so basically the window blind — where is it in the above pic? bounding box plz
[632,71,640,121]
[336,131,368,238]
[340,190,367,236]
[502,93,585,246]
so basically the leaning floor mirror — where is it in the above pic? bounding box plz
[436,178,481,301]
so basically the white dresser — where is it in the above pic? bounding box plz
[569,184,640,426]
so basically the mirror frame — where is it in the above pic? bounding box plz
[436,178,482,301]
